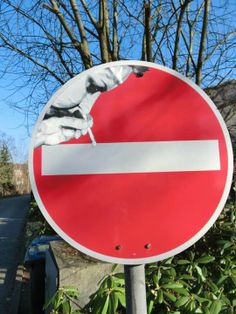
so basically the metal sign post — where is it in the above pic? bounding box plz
[124,264,147,314]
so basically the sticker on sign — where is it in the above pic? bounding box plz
[29,60,233,265]
[42,140,220,175]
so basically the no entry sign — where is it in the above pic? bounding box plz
[29,61,233,264]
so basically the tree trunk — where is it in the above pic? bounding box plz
[196,0,211,85]
[172,0,190,70]
[144,1,152,62]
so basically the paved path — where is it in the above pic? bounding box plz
[0,195,30,314]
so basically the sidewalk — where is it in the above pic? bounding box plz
[0,195,30,313]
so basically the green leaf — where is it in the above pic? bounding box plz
[195,265,206,282]
[195,256,215,264]
[175,296,189,307]
[232,269,236,276]
[209,300,222,314]
[179,275,194,280]
[148,299,154,314]
[62,301,71,314]
[157,289,163,304]
[162,283,183,289]
[153,274,159,284]
[189,300,197,311]
[217,275,228,285]
[106,276,114,289]
[113,287,125,294]
[101,295,109,314]
[207,280,219,292]
[221,295,231,306]
[163,291,177,302]
[188,251,195,261]
[110,292,118,312]
[89,295,107,314]
[113,272,124,279]
[177,259,191,265]
[193,294,209,304]
[171,287,189,296]
[178,279,192,289]
[107,300,114,314]
[113,276,125,286]
[98,278,109,290]
[117,291,126,307]
[170,267,176,278]
[231,276,236,287]
[223,242,233,250]
[54,289,64,309]
[203,307,211,314]
[157,267,162,281]
[164,257,174,264]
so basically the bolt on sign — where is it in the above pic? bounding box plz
[29,61,233,265]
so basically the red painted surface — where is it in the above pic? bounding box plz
[33,68,228,259]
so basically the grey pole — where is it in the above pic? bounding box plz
[124,264,147,314]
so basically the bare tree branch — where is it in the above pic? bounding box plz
[0,32,64,85]
[144,0,152,62]
[112,0,119,60]
[172,0,190,70]
[69,0,93,67]
[79,0,99,30]
[98,0,111,62]
[196,0,211,85]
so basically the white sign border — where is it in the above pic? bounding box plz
[29,60,234,265]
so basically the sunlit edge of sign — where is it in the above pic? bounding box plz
[28,60,234,265]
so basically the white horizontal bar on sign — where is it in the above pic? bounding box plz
[41,140,220,176]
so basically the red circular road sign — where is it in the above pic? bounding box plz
[29,61,233,264]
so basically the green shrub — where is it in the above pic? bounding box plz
[45,201,236,314]
[146,201,236,314]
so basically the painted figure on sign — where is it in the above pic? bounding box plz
[35,65,148,147]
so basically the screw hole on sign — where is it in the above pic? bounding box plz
[145,244,152,249]
[115,245,122,250]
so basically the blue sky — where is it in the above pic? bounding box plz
[0,72,31,162]
[0,102,29,162]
